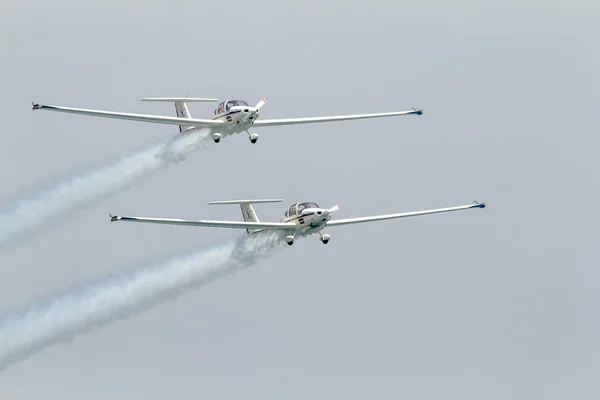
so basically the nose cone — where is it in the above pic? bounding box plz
[244,108,259,121]
[309,208,332,223]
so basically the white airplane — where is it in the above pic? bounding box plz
[32,97,423,144]
[109,199,486,246]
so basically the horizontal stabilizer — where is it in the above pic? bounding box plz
[208,199,283,205]
[141,97,218,102]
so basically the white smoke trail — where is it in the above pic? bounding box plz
[0,129,210,249]
[0,231,284,371]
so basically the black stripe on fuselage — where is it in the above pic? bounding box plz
[286,212,314,222]
[213,110,242,120]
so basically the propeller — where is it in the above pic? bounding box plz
[327,204,343,214]
[243,97,267,125]
[254,97,268,111]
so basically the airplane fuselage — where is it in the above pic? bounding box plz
[173,102,261,143]
[275,205,335,244]
[280,207,333,232]
[213,105,259,135]
[248,206,333,242]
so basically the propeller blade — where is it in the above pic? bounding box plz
[255,97,268,110]
[328,204,342,213]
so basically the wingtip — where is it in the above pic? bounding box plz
[32,102,40,110]
[109,214,120,221]
[473,201,486,209]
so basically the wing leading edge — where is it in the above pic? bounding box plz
[252,109,423,128]
[110,215,295,230]
[326,202,486,227]
[33,103,421,129]
[32,104,223,128]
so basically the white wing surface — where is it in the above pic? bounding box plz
[252,109,422,128]
[110,215,295,230]
[326,203,485,227]
[33,104,223,128]
[141,97,219,102]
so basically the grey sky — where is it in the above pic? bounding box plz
[1,0,598,399]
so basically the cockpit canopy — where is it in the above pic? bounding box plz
[214,100,249,115]
[285,202,320,217]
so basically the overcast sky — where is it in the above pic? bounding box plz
[0,0,599,399]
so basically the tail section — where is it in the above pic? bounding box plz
[241,203,259,235]
[141,97,218,133]
[208,199,283,234]
[174,100,193,133]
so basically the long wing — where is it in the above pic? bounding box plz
[326,202,485,227]
[32,103,224,128]
[110,215,295,230]
[252,109,422,128]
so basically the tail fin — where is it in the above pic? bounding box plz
[141,97,218,133]
[208,199,282,234]
[174,100,193,133]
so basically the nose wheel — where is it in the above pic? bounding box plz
[246,131,259,144]
[211,132,222,143]
[319,233,330,244]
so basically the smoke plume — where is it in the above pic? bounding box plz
[0,129,210,249]
[0,231,284,371]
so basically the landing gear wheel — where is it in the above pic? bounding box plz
[285,235,295,246]
[247,132,259,144]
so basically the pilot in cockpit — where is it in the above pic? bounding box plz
[288,204,297,216]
